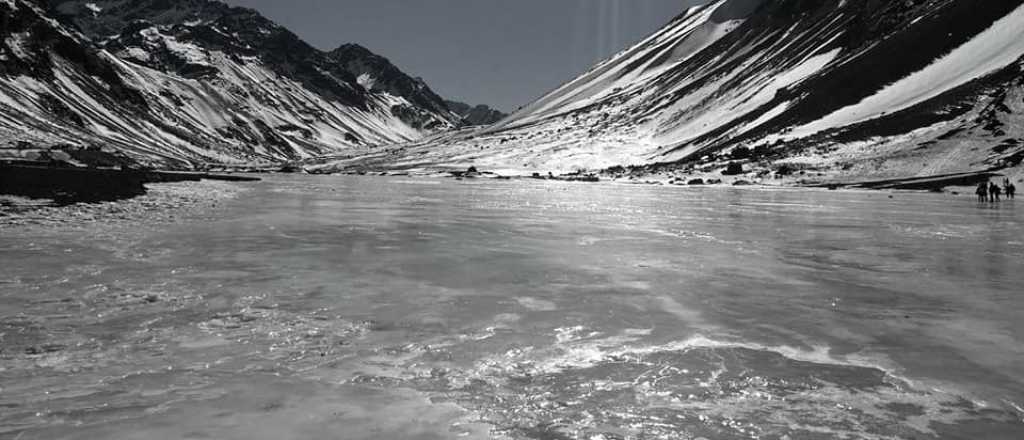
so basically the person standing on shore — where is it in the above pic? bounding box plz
[1006,179,1016,200]
[977,181,990,202]
[990,182,1002,202]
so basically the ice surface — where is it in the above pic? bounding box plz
[2,176,1023,439]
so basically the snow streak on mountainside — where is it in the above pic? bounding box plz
[0,0,460,167]
[322,0,1024,182]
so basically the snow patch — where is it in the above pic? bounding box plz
[5,32,33,61]
[357,73,376,90]
[120,47,152,63]
[739,101,791,133]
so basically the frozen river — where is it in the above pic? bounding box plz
[2,175,1023,439]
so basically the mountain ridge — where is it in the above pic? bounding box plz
[0,0,472,168]
[313,0,1024,184]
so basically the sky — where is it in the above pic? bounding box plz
[223,0,705,112]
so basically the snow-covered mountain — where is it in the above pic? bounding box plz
[0,0,461,167]
[321,0,1024,181]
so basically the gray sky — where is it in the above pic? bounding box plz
[223,0,704,112]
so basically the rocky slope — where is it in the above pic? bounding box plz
[327,43,459,129]
[0,0,462,168]
[316,0,1024,184]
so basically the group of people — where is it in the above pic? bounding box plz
[977,178,1016,202]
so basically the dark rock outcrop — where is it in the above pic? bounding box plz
[445,100,508,126]
[1,163,148,203]
[722,162,745,175]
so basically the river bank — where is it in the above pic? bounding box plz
[0,162,260,206]
[0,179,245,229]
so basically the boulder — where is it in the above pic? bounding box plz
[722,162,745,175]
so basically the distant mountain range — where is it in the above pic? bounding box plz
[444,100,507,127]
[5,0,1024,181]
[318,0,1024,182]
[0,0,498,168]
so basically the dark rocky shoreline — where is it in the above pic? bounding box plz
[1,162,260,205]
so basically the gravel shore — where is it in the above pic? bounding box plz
[0,180,246,229]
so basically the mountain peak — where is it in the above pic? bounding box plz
[332,42,373,56]
[327,43,457,126]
